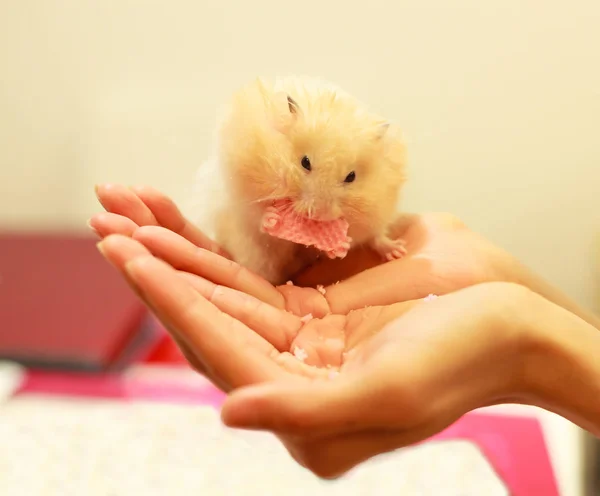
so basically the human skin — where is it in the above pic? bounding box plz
[89,184,600,331]
[96,234,600,479]
[90,184,600,477]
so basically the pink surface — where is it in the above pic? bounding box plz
[18,369,226,408]
[432,413,559,496]
[17,371,558,495]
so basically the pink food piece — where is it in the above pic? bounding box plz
[261,199,352,258]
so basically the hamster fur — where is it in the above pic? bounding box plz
[190,75,408,285]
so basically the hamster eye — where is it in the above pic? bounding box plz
[344,171,356,183]
[301,156,311,171]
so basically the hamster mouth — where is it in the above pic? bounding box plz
[261,199,352,258]
[281,198,343,222]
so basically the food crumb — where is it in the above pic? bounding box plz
[328,370,339,379]
[293,346,308,362]
[423,294,438,302]
[316,285,327,295]
[286,280,294,286]
[300,313,313,324]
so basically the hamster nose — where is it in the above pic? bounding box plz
[298,192,341,220]
[311,202,341,221]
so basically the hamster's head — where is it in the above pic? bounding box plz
[218,78,407,232]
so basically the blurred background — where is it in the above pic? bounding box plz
[0,1,599,495]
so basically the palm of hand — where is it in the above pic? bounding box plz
[276,302,413,378]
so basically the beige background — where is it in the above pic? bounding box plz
[0,1,598,494]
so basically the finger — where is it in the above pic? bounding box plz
[221,375,394,438]
[293,215,419,288]
[93,234,233,388]
[167,332,232,392]
[177,272,300,352]
[97,235,285,388]
[133,225,285,309]
[95,183,159,226]
[325,256,438,314]
[293,247,381,288]
[96,233,296,353]
[88,212,139,238]
[98,234,281,353]
[131,185,230,258]
[114,249,285,389]
[275,284,330,319]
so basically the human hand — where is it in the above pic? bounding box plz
[89,184,600,330]
[89,184,330,315]
[96,233,536,477]
[88,185,511,309]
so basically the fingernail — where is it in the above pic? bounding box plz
[96,241,106,257]
[87,219,99,236]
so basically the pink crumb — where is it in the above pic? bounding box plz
[316,285,326,295]
[424,294,438,302]
[300,313,313,324]
[260,199,352,258]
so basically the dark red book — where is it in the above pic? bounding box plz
[0,232,160,372]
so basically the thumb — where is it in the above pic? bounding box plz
[221,376,388,438]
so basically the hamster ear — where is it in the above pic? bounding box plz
[272,92,301,116]
[375,122,390,139]
[287,95,300,114]
[271,92,301,134]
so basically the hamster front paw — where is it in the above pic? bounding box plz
[371,235,407,262]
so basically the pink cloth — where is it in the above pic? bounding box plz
[261,200,352,258]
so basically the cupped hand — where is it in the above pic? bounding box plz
[97,233,417,387]
[90,184,600,331]
[96,233,531,478]
[89,185,515,312]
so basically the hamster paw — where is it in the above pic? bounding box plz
[372,236,407,262]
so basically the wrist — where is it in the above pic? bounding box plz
[507,257,600,331]
[518,293,600,436]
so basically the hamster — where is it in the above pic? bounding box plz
[189,75,408,285]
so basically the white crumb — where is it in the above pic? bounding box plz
[316,285,326,295]
[300,313,313,324]
[293,346,308,362]
[286,280,294,286]
[423,294,438,302]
